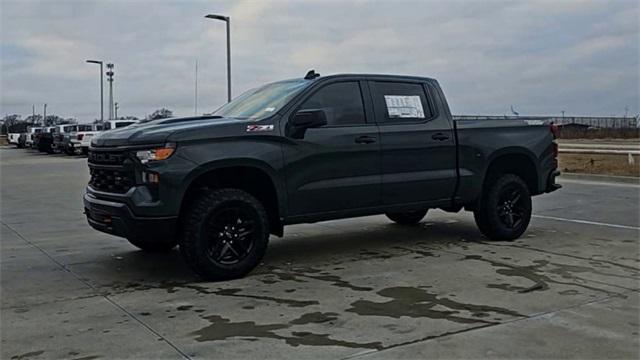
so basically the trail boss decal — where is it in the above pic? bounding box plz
[246,124,274,132]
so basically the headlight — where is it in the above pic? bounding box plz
[136,143,176,163]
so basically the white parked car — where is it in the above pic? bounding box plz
[71,120,137,154]
[102,120,137,131]
[7,133,25,147]
[70,124,101,155]
[25,127,43,148]
[52,124,94,154]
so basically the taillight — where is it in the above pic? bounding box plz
[77,134,84,140]
[550,123,559,139]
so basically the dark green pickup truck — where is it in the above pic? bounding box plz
[84,72,560,280]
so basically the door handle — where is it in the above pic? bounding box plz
[355,136,377,144]
[431,133,450,141]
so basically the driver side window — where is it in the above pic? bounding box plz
[298,82,366,126]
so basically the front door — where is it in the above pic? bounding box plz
[283,80,381,216]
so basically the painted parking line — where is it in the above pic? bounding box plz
[532,214,640,231]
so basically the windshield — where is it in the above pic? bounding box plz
[213,79,310,120]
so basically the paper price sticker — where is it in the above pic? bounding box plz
[384,95,425,119]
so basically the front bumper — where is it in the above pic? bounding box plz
[84,193,177,241]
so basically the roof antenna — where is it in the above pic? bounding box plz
[304,69,320,80]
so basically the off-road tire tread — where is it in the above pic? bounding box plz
[474,173,531,241]
[386,209,428,225]
[180,188,269,281]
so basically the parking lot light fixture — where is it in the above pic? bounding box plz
[205,14,231,103]
[86,60,104,121]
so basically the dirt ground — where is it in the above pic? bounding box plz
[559,153,640,177]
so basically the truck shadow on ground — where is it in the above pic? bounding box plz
[97,219,485,290]
[263,219,483,266]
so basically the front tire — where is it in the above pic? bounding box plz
[179,188,269,281]
[474,174,532,241]
[386,209,428,225]
[127,238,177,252]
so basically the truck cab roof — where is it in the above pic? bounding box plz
[316,73,437,83]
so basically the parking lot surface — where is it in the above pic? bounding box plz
[1,147,639,359]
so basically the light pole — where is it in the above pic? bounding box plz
[194,60,199,115]
[205,14,231,102]
[86,60,104,121]
[106,63,115,120]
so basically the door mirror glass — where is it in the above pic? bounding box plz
[291,109,327,128]
[288,109,327,138]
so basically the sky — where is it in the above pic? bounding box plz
[0,0,638,122]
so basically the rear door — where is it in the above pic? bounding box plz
[283,79,381,216]
[368,80,457,206]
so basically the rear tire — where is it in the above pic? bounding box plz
[179,188,269,281]
[127,238,177,252]
[474,174,532,241]
[386,209,428,225]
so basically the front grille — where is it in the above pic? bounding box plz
[89,167,135,193]
[88,150,126,165]
[88,150,134,193]
[85,207,111,223]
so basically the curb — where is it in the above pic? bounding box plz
[559,172,640,185]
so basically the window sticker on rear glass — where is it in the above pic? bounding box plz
[384,95,425,118]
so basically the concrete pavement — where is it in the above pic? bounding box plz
[1,148,638,359]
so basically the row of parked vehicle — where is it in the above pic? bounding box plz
[7,120,137,155]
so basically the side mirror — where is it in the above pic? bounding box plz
[291,109,327,128]
[288,109,327,139]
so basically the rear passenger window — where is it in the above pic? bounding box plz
[298,82,366,126]
[371,82,433,122]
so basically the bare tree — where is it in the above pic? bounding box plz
[147,108,173,120]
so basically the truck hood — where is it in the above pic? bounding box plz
[91,116,243,147]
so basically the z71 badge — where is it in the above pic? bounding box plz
[246,124,274,132]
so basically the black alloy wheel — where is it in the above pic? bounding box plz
[205,204,257,265]
[497,185,526,229]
